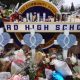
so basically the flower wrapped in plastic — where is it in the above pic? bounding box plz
[8,74,29,80]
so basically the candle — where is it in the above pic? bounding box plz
[43,13,46,22]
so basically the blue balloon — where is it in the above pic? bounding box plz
[23,33,43,49]
[1,32,10,46]
[57,34,76,50]
[52,71,64,80]
[0,35,3,43]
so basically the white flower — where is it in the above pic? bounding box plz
[70,54,77,64]
[45,58,50,63]
[50,59,54,65]
[43,61,46,64]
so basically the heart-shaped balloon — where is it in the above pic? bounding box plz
[0,32,10,46]
[57,34,76,50]
[0,34,3,43]
[23,33,43,49]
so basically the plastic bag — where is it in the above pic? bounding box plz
[22,75,29,80]
[8,75,30,80]
[0,72,11,80]
[45,68,52,80]
[50,59,72,76]
[14,49,26,63]
[11,62,22,75]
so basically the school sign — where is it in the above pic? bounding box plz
[5,22,80,32]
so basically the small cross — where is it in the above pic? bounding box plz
[54,30,78,60]
[0,28,13,46]
[21,27,45,61]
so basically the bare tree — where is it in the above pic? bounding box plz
[49,0,64,7]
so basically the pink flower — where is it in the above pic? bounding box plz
[13,75,21,80]
[8,75,22,80]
